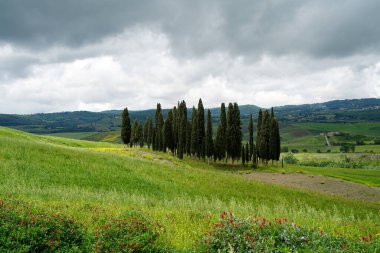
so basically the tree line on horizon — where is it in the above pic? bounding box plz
[121,99,280,166]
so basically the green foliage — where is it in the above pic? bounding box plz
[340,143,355,153]
[248,114,254,161]
[226,103,242,162]
[205,110,214,159]
[241,145,246,165]
[95,210,166,253]
[195,213,379,252]
[197,99,205,159]
[121,107,131,145]
[284,153,298,164]
[214,103,227,161]
[190,107,198,156]
[0,200,89,252]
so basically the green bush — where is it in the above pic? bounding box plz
[0,200,90,252]
[95,210,166,252]
[194,213,379,252]
[283,153,298,164]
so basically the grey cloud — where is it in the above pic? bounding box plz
[1,1,380,58]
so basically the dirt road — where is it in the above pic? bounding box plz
[244,172,380,202]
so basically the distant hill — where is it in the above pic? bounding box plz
[0,98,379,135]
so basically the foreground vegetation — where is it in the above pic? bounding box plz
[0,127,379,251]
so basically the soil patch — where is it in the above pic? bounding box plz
[244,172,380,202]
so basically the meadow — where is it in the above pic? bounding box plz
[0,126,379,251]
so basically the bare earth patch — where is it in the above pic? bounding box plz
[244,172,380,202]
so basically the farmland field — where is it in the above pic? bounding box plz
[0,126,379,251]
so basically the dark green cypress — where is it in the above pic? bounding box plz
[143,117,149,147]
[190,107,198,156]
[227,103,242,162]
[252,143,257,168]
[214,103,227,161]
[131,120,138,147]
[241,144,245,165]
[154,103,163,151]
[256,109,263,160]
[226,103,234,161]
[260,110,271,164]
[186,120,191,156]
[205,109,214,161]
[197,99,205,159]
[121,107,131,145]
[162,121,167,153]
[248,114,254,161]
[245,142,249,163]
[275,119,281,161]
[177,101,187,159]
[137,121,143,148]
[145,117,153,149]
[269,116,277,162]
[232,103,242,162]
[157,113,164,151]
[172,106,178,155]
[165,111,174,153]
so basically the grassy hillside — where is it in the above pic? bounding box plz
[0,126,379,250]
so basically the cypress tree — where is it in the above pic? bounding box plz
[131,120,139,147]
[143,117,149,146]
[145,117,153,149]
[178,114,186,159]
[269,116,277,162]
[162,121,167,153]
[256,109,263,160]
[121,107,131,145]
[214,103,227,161]
[157,113,164,151]
[137,121,143,148]
[205,109,214,162]
[248,114,254,161]
[252,143,257,168]
[275,119,281,162]
[177,101,187,159]
[226,103,234,161]
[259,110,271,164]
[165,111,174,153]
[227,103,242,162]
[232,103,242,162]
[172,106,178,155]
[245,142,249,163]
[186,120,191,156]
[241,144,245,165]
[154,103,163,151]
[190,107,198,156]
[197,99,205,159]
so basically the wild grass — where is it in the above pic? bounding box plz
[0,126,379,250]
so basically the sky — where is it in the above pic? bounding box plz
[0,0,380,114]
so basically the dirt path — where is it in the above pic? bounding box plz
[244,172,380,202]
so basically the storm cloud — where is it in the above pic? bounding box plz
[0,0,379,113]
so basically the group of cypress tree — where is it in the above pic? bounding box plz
[120,99,281,166]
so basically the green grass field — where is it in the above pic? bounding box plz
[0,126,379,250]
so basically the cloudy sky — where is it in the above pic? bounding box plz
[1,0,380,113]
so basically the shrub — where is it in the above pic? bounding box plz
[95,210,166,253]
[283,153,298,164]
[302,149,307,153]
[290,149,299,153]
[281,146,289,152]
[0,200,90,252]
[194,212,379,252]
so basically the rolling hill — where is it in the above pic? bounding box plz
[0,126,379,250]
